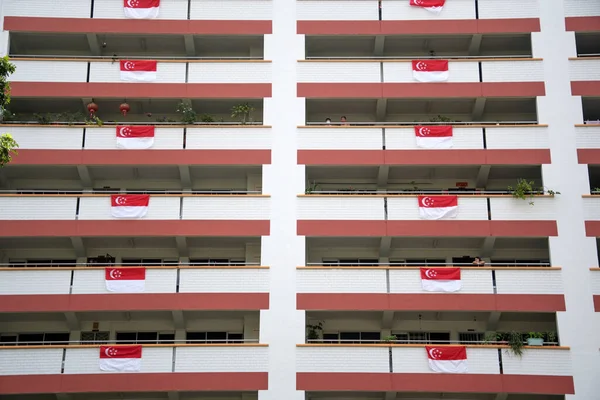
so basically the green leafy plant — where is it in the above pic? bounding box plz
[59,112,85,125]
[382,335,398,343]
[429,115,454,123]
[85,115,103,127]
[199,114,216,123]
[1,109,16,122]
[156,116,177,123]
[0,56,16,117]
[508,178,536,205]
[176,102,197,125]
[593,188,600,194]
[306,322,323,341]
[0,133,18,167]
[34,113,53,125]
[305,181,320,194]
[528,332,544,339]
[546,331,557,346]
[231,102,255,124]
[505,331,525,357]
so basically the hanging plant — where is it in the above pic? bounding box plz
[508,178,536,205]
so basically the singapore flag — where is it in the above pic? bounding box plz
[412,60,449,83]
[426,346,468,373]
[123,0,160,19]
[120,60,157,82]
[421,267,461,292]
[99,345,142,372]
[111,194,150,219]
[410,0,446,14]
[418,195,458,220]
[116,126,155,149]
[415,126,453,149]
[105,267,146,293]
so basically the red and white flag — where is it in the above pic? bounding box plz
[120,60,157,82]
[123,0,160,19]
[426,346,468,373]
[415,126,453,149]
[421,267,461,292]
[111,195,150,218]
[418,195,458,220]
[105,267,146,293]
[412,60,449,82]
[116,126,155,149]
[99,345,142,372]
[410,0,446,14]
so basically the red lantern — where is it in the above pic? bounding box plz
[87,102,98,117]
[119,102,130,117]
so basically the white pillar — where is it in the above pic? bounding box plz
[259,1,307,397]
[533,2,599,398]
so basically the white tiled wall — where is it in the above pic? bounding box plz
[89,62,186,84]
[297,63,381,83]
[297,1,378,20]
[297,269,388,293]
[9,61,87,83]
[190,0,272,20]
[382,0,476,20]
[63,347,174,374]
[563,0,600,17]
[590,271,600,294]
[502,349,572,376]
[0,270,71,295]
[182,197,270,220]
[392,347,500,374]
[478,0,540,19]
[93,0,188,19]
[2,0,91,18]
[495,269,564,294]
[0,197,77,220]
[485,127,549,149]
[179,268,270,293]
[387,197,488,220]
[386,128,483,150]
[583,197,600,220]
[175,346,269,372]
[78,196,181,220]
[85,127,184,150]
[0,348,64,375]
[298,128,383,150]
[186,128,272,150]
[489,197,557,220]
[7,127,83,150]
[189,63,272,83]
[389,269,494,294]
[296,346,389,372]
[569,59,600,81]
[71,268,177,294]
[383,62,479,83]
[297,197,386,220]
[575,126,600,148]
[481,60,544,82]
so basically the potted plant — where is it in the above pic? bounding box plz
[231,102,255,124]
[305,181,320,194]
[382,335,397,343]
[527,332,544,346]
[176,102,197,125]
[508,178,536,205]
[199,114,216,124]
[306,322,323,342]
[545,331,558,346]
[34,113,52,125]
[85,115,103,127]
[506,331,525,357]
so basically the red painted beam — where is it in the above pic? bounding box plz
[594,295,600,312]
[4,17,272,35]
[585,221,600,237]
[577,149,600,165]
[0,372,268,394]
[296,293,565,312]
[0,293,269,313]
[571,81,600,96]
[0,220,270,237]
[565,16,600,32]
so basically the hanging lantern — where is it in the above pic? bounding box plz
[119,102,130,117]
[87,102,98,118]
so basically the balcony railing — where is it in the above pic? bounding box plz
[0,266,269,295]
[582,195,600,220]
[576,124,600,148]
[298,59,544,83]
[297,266,563,295]
[0,344,269,376]
[569,57,600,82]
[296,344,572,377]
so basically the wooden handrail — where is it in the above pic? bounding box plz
[10,57,272,64]
[0,343,268,350]
[0,124,271,129]
[0,266,270,271]
[589,267,600,271]
[297,194,554,198]
[296,343,569,350]
[569,57,600,60]
[575,124,600,127]
[297,124,548,129]
[299,58,543,63]
[0,194,270,198]
[298,266,560,271]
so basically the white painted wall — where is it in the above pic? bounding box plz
[297,128,383,150]
[489,197,557,220]
[392,347,500,374]
[0,197,77,219]
[179,268,270,293]
[389,269,494,294]
[478,0,540,19]
[297,197,385,220]
[6,127,83,150]
[386,128,483,150]
[186,128,272,150]
[575,126,600,148]
[563,0,600,17]
[296,346,389,372]
[502,349,573,376]
[175,346,269,372]
[297,269,388,293]
[495,269,564,294]
[188,63,272,83]
[2,0,91,18]
[297,1,378,20]
[9,61,87,82]
[590,271,600,294]
[485,126,549,149]
[297,63,381,83]
[0,269,72,295]
[0,348,64,375]
[481,60,544,82]
[570,59,600,81]
[182,197,270,220]
[383,62,479,83]
[190,0,273,20]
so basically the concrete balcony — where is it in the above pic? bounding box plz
[298,59,544,84]
[296,344,573,394]
[9,60,272,84]
[0,266,269,295]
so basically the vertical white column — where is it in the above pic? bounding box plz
[533,2,600,398]
[0,2,8,56]
[259,1,307,399]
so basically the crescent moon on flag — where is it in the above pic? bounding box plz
[104,347,114,357]
[119,127,130,137]
[416,61,427,71]
[425,269,434,278]
[418,127,429,136]
[422,196,434,207]
[428,348,438,359]
[124,61,135,71]
[109,269,118,279]
[127,0,135,7]
[115,196,127,206]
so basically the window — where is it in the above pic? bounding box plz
[115,331,175,344]
[391,331,451,344]
[189,259,246,266]
[121,258,178,266]
[8,259,76,268]
[80,331,110,344]
[322,332,381,344]
[390,259,446,266]
[459,332,484,344]
[186,332,244,344]
[0,332,69,345]
[491,259,549,267]
[88,254,116,266]
[322,259,379,267]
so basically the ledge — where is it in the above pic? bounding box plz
[0,194,270,198]
[297,194,554,198]
[299,58,543,63]
[0,266,270,271]
[0,124,271,129]
[574,124,600,128]
[0,343,268,350]
[590,268,600,271]
[297,266,561,271]
[569,57,600,61]
[9,57,272,63]
[296,343,570,350]
[297,124,547,129]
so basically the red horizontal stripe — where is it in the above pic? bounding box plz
[296,293,565,312]
[577,149,600,165]
[0,293,269,313]
[298,150,551,165]
[297,83,545,98]
[297,220,558,237]
[0,373,268,394]
[571,81,600,96]
[565,16,600,32]
[4,17,272,35]
[297,19,540,35]
[297,373,573,394]
[594,295,600,312]
[0,220,270,237]
[11,82,271,99]
[11,150,271,165]
[585,221,600,237]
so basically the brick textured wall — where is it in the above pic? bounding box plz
[182,197,270,220]
[296,347,389,372]
[575,126,600,148]
[0,348,63,375]
[0,197,77,220]
[186,128,272,150]
[189,63,272,83]
[0,270,72,295]
[190,0,273,20]
[486,127,549,150]
[7,127,83,150]
[489,198,557,221]
[478,0,540,19]
[563,0,600,17]
[297,1,378,21]
[175,346,268,372]
[298,63,381,83]
[502,349,573,376]
[297,197,386,220]
[297,269,387,293]
[3,0,91,18]
[10,61,87,83]
[179,268,269,293]
[495,270,564,294]
[298,128,383,150]
[482,61,544,83]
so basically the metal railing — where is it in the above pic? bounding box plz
[305,338,558,345]
[0,339,260,346]
[0,121,264,126]
[305,262,552,267]
[11,55,264,61]
[306,55,534,60]
[305,121,539,126]
[0,190,263,195]
[0,262,262,267]
[303,189,550,195]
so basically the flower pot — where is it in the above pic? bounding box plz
[527,338,543,346]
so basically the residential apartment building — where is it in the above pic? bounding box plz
[0,0,599,399]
